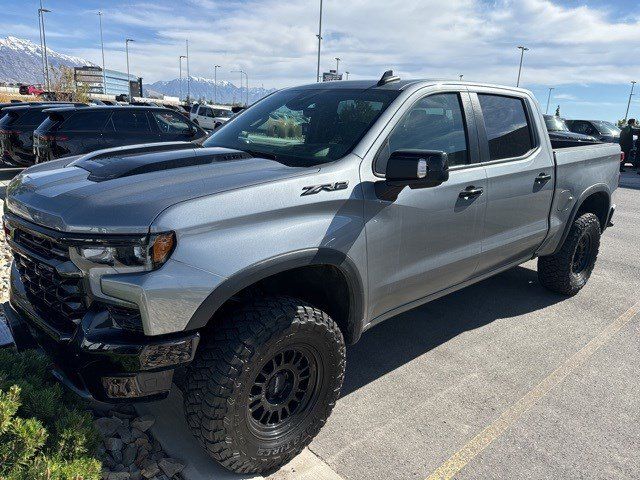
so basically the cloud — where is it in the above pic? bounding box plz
[63,0,640,89]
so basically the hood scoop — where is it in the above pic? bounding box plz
[73,147,253,182]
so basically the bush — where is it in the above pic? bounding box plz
[0,349,102,480]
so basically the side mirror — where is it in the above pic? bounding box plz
[385,150,449,188]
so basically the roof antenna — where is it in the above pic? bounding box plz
[377,70,400,86]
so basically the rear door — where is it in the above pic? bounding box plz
[55,110,112,156]
[103,110,159,148]
[469,90,555,274]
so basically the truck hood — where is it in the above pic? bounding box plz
[5,145,313,234]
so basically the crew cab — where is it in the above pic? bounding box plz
[3,73,620,475]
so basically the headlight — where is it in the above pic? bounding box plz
[76,232,175,270]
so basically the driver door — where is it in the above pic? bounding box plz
[360,90,488,320]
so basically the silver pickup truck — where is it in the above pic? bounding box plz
[3,72,620,474]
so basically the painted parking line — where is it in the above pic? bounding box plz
[426,300,640,480]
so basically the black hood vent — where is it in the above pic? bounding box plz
[74,148,253,182]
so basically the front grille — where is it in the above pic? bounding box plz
[12,228,86,335]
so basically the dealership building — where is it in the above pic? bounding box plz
[74,66,143,97]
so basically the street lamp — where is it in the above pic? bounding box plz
[459,74,464,81]
[179,55,187,101]
[125,38,135,100]
[516,45,529,87]
[38,4,51,91]
[335,57,341,73]
[625,81,637,121]
[545,87,555,115]
[214,65,221,105]
[316,0,323,82]
[345,71,350,80]
[98,11,107,95]
[232,70,248,106]
[185,39,190,103]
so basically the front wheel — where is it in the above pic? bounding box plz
[183,296,345,474]
[538,212,601,296]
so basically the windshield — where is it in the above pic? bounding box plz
[544,115,569,132]
[203,88,400,165]
[593,121,620,135]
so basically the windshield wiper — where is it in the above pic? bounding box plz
[240,149,278,161]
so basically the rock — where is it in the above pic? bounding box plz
[140,460,160,478]
[158,458,185,478]
[105,436,124,453]
[131,415,155,432]
[129,470,142,480]
[112,449,123,464]
[135,447,150,467]
[123,444,138,466]
[152,439,162,453]
[107,472,130,480]
[134,437,151,449]
[131,428,147,440]
[117,425,135,444]
[95,417,123,437]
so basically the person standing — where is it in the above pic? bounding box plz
[619,118,635,172]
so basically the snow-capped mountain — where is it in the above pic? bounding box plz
[148,76,276,105]
[0,36,94,84]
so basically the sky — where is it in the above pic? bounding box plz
[1,0,640,121]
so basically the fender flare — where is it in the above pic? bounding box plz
[553,183,611,254]
[185,248,366,343]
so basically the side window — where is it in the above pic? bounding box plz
[110,111,152,133]
[376,93,469,174]
[477,94,534,161]
[191,104,199,114]
[59,111,111,132]
[151,111,191,134]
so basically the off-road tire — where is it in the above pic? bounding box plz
[183,296,346,474]
[538,212,601,296]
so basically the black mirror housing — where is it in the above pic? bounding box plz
[385,150,449,188]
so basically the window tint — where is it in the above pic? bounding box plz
[376,93,468,173]
[191,104,199,113]
[110,111,152,133]
[59,111,111,132]
[14,109,49,126]
[478,94,534,161]
[151,111,191,134]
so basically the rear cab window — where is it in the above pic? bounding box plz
[477,94,535,161]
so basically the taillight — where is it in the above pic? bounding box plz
[621,151,625,163]
[38,134,68,142]
[0,129,22,135]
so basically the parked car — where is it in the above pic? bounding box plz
[565,119,621,144]
[190,104,233,130]
[4,74,620,474]
[33,106,208,163]
[543,115,599,148]
[0,102,85,167]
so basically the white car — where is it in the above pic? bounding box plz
[190,104,234,130]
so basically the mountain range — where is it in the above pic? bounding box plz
[0,36,94,85]
[0,35,276,104]
[148,77,276,105]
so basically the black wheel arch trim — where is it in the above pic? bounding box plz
[553,183,610,255]
[185,248,366,344]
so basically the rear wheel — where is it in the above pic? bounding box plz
[538,212,601,296]
[183,296,345,474]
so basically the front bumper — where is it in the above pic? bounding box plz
[5,283,200,403]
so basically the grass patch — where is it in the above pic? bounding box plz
[0,348,102,480]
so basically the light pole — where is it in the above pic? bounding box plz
[179,55,187,101]
[125,38,134,100]
[38,4,51,91]
[459,74,464,81]
[335,57,341,73]
[625,81,636,121]
[316,0,323,82]
[232,70,248,106]
[345,71,350,80]
[38,8,46,88]
[98,11,107,94]
[516,45,529,87]
[214,65,221,105]
[185,39,190,103]
[545,87,555,114]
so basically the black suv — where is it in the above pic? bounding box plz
[0,102,85,167]
[565,119,621,144]
[33,106,208,163]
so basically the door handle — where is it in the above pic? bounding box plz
[459,186,484,199]
[535,173,552,183]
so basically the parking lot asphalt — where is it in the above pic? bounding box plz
[1,168,639,479]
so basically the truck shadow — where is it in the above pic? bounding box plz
[341,264,565,396]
